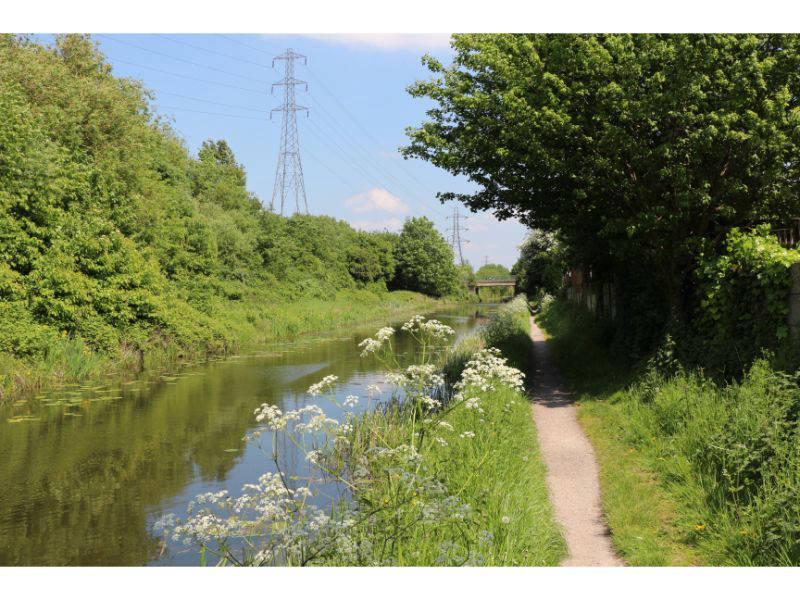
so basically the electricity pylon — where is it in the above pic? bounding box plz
[446,207,469,266]
[270,48,309,215]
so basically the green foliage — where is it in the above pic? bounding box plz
[405,33,800,353]
[456,262,476,288]
[540,297,800,565]
[512,229,565,297]
[393,217,459,297]
[481,295,533,370]
[475,263,511,280]
[693,226,800,375]
[622,362,800,565]
[0,35,456,401]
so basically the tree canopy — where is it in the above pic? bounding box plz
[475,263,511,280]
[404,34,800,312]
[393,217,459,297]
[511,230,565,297]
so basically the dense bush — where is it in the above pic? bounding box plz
[691,226,800,375]
[511,230,566,298]
[0,34,449,375]
[393,217,459,297]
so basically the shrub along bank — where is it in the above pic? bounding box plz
[0,35,463,402]
[538,298,800,566]
[336,296,563,565]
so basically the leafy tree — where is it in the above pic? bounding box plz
[511,229,565,296]
[456,262,476,288]
[393,217,459,297]
[404,34,800,325]
[475,263,511,280]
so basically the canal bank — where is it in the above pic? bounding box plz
[1,289,454,406]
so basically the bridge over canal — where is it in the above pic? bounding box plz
[467,278,517,299]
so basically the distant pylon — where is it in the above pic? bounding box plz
[270,48,309,215]
[446,207,469,266]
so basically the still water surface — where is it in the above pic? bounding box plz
[0,305,493,565]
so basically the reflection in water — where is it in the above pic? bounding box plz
[0,305,492,565]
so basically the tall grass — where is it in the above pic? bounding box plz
[327,383,564,565]
[441,295,535,386]
[538,297,800,566]
[0,289,448,404]
[330,295,564,565]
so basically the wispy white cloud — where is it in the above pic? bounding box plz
[299,33,451,52]
[345,188,410,215]
[350,217,405,232]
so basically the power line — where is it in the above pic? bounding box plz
[219,34,280,57]
[304,91,445,216]
[302,117,429,220]
[108,56,264,94]
[152,104,266,121]
[156,91,266,113]
[154,34,271,69]
[97,34,267,85]
[305,65,446,204]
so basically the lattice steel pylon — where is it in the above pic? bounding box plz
[270,48,309,215]
[446,207,469,266]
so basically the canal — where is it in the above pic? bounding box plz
[0,305,494,565]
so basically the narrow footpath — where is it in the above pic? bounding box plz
[529,317,623,566]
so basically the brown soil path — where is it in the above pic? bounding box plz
[529,317,623,566]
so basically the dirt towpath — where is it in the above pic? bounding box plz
[529,317,623,566]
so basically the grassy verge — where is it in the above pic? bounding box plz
[0,288,450,404]
[537,298,800,566]
[329,296,566,565]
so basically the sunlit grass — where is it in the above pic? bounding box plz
[0,289,449,404]
[537,297,800,566]
[321,295,565,565]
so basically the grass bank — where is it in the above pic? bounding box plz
[0,289,450,405]
[328,296,565,565]
[537,298,800,566]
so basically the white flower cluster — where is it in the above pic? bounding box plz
[418,319,455,339]
[358,327,395,357]
[455,348,525,393]
[343,395,359,408]
[400,315,425,331]
[307,374,339,396]
[421,396,441,410]
[401,316,455,340]
[386,363,445,390]
[464,397,484,414]
[253,403,338,433]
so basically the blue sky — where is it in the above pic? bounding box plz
[36,33,529,269]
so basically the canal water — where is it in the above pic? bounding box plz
[0,305,494,566]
